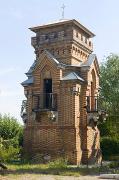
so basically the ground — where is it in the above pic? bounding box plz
[0,163,115,180]
[0,174,101,180]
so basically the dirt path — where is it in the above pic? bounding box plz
[0,174,107,180]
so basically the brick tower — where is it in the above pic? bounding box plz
[21,19,101,164]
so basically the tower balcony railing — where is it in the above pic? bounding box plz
[32,93,57,112]
[86,96,108,126]
[86,96,100,113]
[86,96,107,113]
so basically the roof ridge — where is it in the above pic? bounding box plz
[44,49,59,64]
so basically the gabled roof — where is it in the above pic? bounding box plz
[61,72,84,82]
[21,77,34,87]
[81,54,96,67]
[43,50,59,64]
[21,50,65,87]
[33,50,62,72]
[80,54,99,73]
[26,50,60,76]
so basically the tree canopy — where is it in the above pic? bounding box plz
[0,114,23,162]
[100,54,119,114]
[99,54,119,159]
[0,114,23,148]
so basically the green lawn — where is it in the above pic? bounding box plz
[0,162,118,179]
[0,163,99,177]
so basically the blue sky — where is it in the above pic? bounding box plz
[0,0,119,123]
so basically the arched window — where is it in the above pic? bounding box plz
[91,69,96,111]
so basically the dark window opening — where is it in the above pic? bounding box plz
[44,79,52,109]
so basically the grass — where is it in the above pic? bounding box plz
[0,160,119,179]
[0,162,100,178]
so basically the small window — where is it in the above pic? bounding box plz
[85,37,87,44]
[58,31,64,38]
[64,31,67,37]
[73,46,75,50]
[54,32,58,38]
[76,32,78,38]
[40,34,45,41]
[89,41,91,46]
[45,34,48,40]
[50,33,55,39]
[81,35,83,41]
[78,49,80,53]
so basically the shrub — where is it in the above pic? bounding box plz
[98,117,119,138]
[0,114,23,146]
[109,161,119,168]
[0,145,20,162]
[48,158,68,169]
[0,114,23,162]
[101,137,119,159]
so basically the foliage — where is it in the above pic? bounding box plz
[100,54,119,114]
[98,116,118,138]
[1,163,101,178]
[48,158,68,169]
[101,137,119,159]
[0,114,23,144]
[99,54,119,159]
[109,161,119,168]
[0,145,20,162]
[0,114,23,162]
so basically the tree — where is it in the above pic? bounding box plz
[99,54,119,159]
[0,114,23,146]
[100,54,119,114]
[0,114,23,162]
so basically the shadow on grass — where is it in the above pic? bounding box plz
[0,163,100,177]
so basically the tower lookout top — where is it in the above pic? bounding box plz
[29,19,95,38]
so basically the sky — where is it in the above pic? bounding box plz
[0,0,119,123]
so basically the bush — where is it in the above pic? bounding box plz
[0,114,23,143]
[101,137,119,159]
[0,114,23,162]
[98,117,119,138]
[0,145,20,162]
[48,158,68,169]
[109,161,119,168]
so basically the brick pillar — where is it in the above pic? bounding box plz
[80,85,88,164]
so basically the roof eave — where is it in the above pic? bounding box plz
[72,19,95,37]
[60,79,85,83]
[21,83,33,87]
[29,19,95,37]
[29,20,73,33]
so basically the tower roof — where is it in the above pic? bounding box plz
[29,19,95,38]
